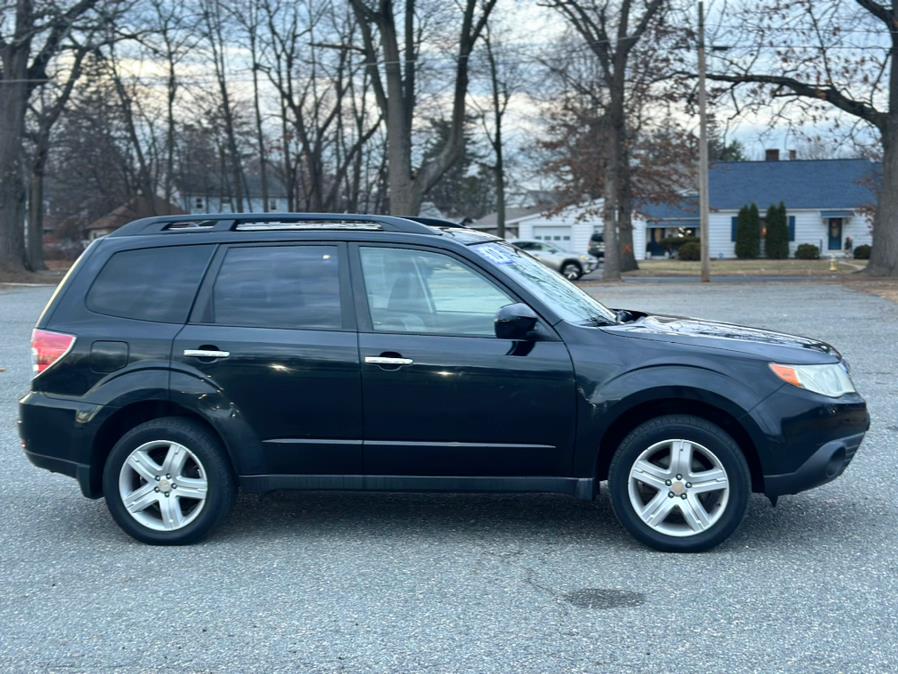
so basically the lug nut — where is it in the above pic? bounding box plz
[171,484,177,489]
[680,494,687,500]
[665,479,672,486]
[155,476,160,481]
[668,491,675,498]
[676,474,683,480]
[154,487,159,492]
[164,492,170,497]
[686,482,692,488]
[165,474,171,479]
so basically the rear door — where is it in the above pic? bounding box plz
[172,242,363,476]
[352,243,576,477]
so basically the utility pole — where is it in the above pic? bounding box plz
[697,0,711,283]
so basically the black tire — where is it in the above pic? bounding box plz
[608,415,750,553]
[561,261,582,280]
[102,417,236,545]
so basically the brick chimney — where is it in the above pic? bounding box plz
[765,149,780,161]
[788,149,797,160]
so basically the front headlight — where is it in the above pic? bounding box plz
[769,362,856,397]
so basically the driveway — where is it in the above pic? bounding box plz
[1,282,896,672]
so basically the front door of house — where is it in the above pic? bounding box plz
[828,218,843,251]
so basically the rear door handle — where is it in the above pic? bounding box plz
[364,356,413,366]
[184,349,230,359]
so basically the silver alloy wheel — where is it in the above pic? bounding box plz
[627,439,729,538]
[562,264,580,280]
[118,440,208,532]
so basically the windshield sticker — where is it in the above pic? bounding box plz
[479,244,517,265]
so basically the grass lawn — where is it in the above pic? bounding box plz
[624,258,867,277]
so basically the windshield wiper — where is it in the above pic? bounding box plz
[581,314,617,327]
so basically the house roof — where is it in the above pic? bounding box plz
[85,196,185,231]
[474,205,547,227]
[635,159,878,224]
[177,172,288,199]
[637,195,700,223]
[709,158,878,210]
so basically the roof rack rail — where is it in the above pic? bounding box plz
[235,221,383,232]
[110,212,441,237]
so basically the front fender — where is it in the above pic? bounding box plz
[573,364,775,476]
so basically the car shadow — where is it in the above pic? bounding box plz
[58,486,868,554]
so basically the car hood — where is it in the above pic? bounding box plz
[604,313,841,363]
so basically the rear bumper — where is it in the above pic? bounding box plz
[23,449,94,496]
[19,391,103,498]
[764,432,865,497]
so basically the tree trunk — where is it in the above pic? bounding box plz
[867,18,898,277]
[0,76,28,271]
[868,124,898,276]
[26,152,47,272]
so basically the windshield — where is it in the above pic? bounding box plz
[472,241,617,325]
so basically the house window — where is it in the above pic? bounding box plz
[194,198,204,209]
[787,215,795,241]
[269,200,278,210]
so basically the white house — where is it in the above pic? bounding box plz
[178,174,289,215]
[639,156,877,258]
[474,156,878,260]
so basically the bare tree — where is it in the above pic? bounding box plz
[474,20,517,238]
[707,0,897,276]
[201,0,245,212]
[541,0,667,279]
[24,40,90,270]
[0,0,102,271]
[349,0,498,215]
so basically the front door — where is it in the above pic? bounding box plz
[828,218,843,250]
[172,243,363,475]
[352,244,576,477]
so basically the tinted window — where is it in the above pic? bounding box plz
[210,245,341,329]
[87,245,213,323]
[360,247,512,336]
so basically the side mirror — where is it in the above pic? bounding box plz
[495,303,538,340]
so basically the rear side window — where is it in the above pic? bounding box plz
[208,245,341,329]
[87,245,214,323]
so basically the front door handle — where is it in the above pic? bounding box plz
[184,349,230,359]
[364,356,413,366]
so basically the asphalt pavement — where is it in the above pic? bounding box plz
[0,281,896,672]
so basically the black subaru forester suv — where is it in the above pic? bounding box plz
[19,214,869,551]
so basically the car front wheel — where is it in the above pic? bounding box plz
[608,415,750,552]
[102,417,236,545]
[561,262,582,280]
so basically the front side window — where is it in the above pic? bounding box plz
[471,241,617,325]
[87,245,214,323]
[360,247,513,336]
[209,245,341,329]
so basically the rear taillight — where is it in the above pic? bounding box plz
[31,329,76,377]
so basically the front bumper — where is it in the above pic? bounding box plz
[764,432,865,497]
[750,385,869,497]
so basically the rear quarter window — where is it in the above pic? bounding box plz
[87,245,214,323]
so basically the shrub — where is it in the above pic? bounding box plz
[735,204,760,259]
[660,235,699,250]
[853,244,871,260]
[765,202,789,259]
[678,240,701,261]
[795,243,820,260]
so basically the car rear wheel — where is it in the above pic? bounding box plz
[561,262,582,280]
[608,415,750,552]
[102,417,236,545]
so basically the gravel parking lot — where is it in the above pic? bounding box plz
[1,281,896,672]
